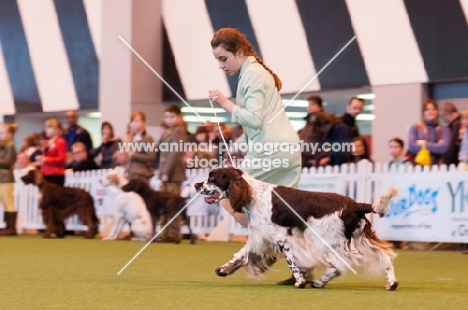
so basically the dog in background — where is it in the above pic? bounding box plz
[21,169,98,239]
[100,172,153,241]
[121,178,194,244]
[195,167,399,290]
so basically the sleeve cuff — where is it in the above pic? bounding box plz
[231,105,239,123]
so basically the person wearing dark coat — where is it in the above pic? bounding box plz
[440,102,461,166]
[67,142,98,172]
[64,110,93,152]
[340,97,364,138]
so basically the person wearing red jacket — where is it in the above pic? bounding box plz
[41,118,67,186]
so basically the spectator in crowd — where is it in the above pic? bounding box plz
[186,126,217,169]
[300,112,354,167]
[21,133,42,165]
[307,95,323,114]
[13,153,35,183]
[154,121,168,171]
[90,122,122,169]
[213,123,233,159]
[458,109,468,166]
[202,121,216,141]
[125,111,156,183]
[64,110,93,153]
[388,138,409,169]
[66,142,98,172]
[347,137,373,164]
[341,97,364,138]
[225,125,245,166]
[440,102,461,166]
[42,118,67,185]
[0,123,18,236]
[408,100,450,165]
[157,105,189,242]
[298,95,323,136]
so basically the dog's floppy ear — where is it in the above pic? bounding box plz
[34,169,44,186]
[226,169,252,213]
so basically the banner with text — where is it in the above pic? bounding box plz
[373,175,468,242]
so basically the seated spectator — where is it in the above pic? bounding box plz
[300,112,353,167]
[225,125,245,166]
[388,138,409,169]
[90,122,122,169]
[66,142,98,172]
[13,153,35,183]
[186,126,217,168]
[408,100,450,165]
[21,133,41,164]
[440,102,461,166]
[348,137,373,164]
[458,110,468,166]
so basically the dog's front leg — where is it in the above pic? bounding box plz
[215,245,250,277]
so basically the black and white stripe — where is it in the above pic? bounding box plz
[0,0,99,115]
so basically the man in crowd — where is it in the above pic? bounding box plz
[440,102,461,166]
[341,97,364,138]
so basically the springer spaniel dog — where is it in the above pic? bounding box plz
[195,167,399,290]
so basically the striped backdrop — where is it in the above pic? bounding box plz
[0,0,99,115]
[1,0,468,114]
[163,0,468,101]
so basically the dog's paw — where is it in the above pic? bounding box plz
[311,280,325,288]
[294,280,308,289]
[385,281,399,291]
[215,267,228,277]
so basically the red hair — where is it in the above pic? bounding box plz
[211,28,282,91]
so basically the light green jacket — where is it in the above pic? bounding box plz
[231,56,301,188]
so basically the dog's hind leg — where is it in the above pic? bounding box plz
[312,266,340,288]
[276,238,308,288]
[380,250,399,291]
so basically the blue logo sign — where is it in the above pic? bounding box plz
[387,185,438,218]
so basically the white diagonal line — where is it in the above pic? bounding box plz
[118,35,206,123]
[271,188,357,274]
[117,191,201,275]
[268,36,357,123]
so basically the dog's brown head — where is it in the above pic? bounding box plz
[21,169,44,187]
[121,179,148,195]
[194,167,252,213]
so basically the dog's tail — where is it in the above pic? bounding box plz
[372,187,398,217]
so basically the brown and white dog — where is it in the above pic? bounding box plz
[195,167,399,290]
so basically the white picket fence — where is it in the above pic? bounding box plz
[3,162,468,242]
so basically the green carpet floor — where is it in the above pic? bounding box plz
[0,236,467,310]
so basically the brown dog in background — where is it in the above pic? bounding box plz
[21,170,99,239]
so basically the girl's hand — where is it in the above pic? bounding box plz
[208,90,234,112]
[416,140,425,146]
[161,175,168,182]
